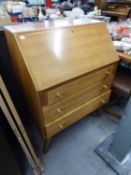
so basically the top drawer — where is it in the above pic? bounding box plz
[41,64,116,105]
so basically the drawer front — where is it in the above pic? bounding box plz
[43,81,103,124]
[45,91,111,138]
[43,64,116,105]
[101,75,114,93]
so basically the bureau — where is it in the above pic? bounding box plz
[4,19,119,152]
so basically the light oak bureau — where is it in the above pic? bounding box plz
[4,19,119,152]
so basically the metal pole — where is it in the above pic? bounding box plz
[96,97,131,175]
[109,97,131,162]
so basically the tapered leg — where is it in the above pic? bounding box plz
[95,107,103,117]
[104,107,121,119]
[44,138,52,153]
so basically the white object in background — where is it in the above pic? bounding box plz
[71,7,84,18]
[38,6,43,21]
[113,41,123,51]
[94,6,97,11]
[11,6,23,13]
[5,1,25,13]
[94,6,98,15]
[87,11,95,17]
[63,10,72,18]
[127,50,131,55]
[98,9,101,16]
[121,38,131,44]
[113,41,131,52]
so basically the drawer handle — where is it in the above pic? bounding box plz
[56,92,63,99]
[59,124,63,129]
[103,85,108,90]
[56,108,62,113]
[105,71,111,76]
[101,99,106,104]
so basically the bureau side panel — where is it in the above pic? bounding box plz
[4,29,46,137]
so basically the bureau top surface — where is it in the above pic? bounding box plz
[5,19,119,91]
[5,19,100,33]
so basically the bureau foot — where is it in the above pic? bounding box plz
[104,107,121,119]
[96,107,103,117]
[44,138,51,153]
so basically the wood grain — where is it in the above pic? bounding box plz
[44,64,115,105]
[4,20,119,150]
[117,51,131,63]
[5,22,119,91]
[45,91,111,138]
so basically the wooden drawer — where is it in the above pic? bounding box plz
[45,91,111,138]
[43,81,103,124]
[101,75,114,93]
[42,64,115,105]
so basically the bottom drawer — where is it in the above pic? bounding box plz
[45,91,111,138]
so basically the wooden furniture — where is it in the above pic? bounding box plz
[105,52,131,118]
[101,0,131,20]
[0,75,44,175]
[117,51,131,63]
[4,20,119,152]
[113,52,131,99]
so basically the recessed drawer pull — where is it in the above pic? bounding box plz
[103,85,108,90]
[56,92,63,99]
[101,99,106,104]
[56,108,62,113]
[59,124,63,129]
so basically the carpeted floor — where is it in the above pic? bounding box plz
[42,113,118,175]
[26,108,128,175]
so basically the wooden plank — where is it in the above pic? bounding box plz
[117,51,131,63]
[0,75,44,174]
[0,94,41,175]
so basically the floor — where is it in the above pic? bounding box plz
[26,106,127,175]
[42,114,117,175]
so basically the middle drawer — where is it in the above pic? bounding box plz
[43,81,109,124]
